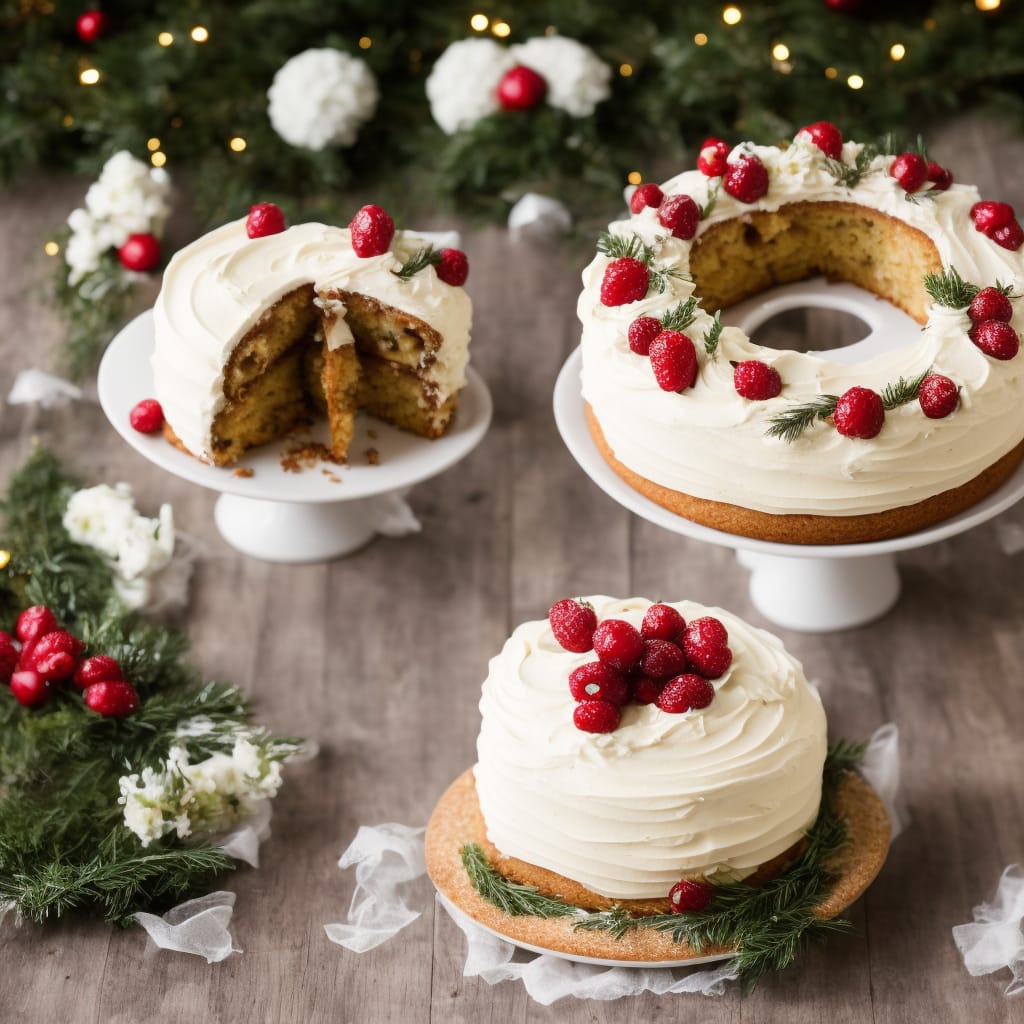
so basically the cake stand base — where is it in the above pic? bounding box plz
[213,494,378,562]
[736,550,900,632]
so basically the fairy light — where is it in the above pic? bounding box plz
[190,26,208,42]
[627,170,643,185]
[976,0,1000,10]
[491,20,511,37]
[170,116,184,128]
[44,242,59,256]
[147,137,161,151]
[79,67,100,85]
[469,13,489,30]
[151,151,167,167]
[619,63,633,77]
[62,114,74,127]
[723,6,742,26]
[229,136,247,152]
[358,36,372,49]
[694,33,708,45]
[890,43,906,60]
[157,31,173,46]
[824,66,838,79]
[847,73,864,90]
[0,551,10,570]
[772,43,790,61]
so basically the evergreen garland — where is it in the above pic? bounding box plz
[0,450,304,925]
[461,741,869,993]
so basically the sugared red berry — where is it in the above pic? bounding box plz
[668,878,714,913]
[245,203,286,239]
[16,605,57,644]
[657,195,700,240]
[682,617,732,679]
[349,204,395,258]
[568,661,629,705]
[970,320,1020,360]
[889,152,927,193]
[548,599,598,653]
[657,673,716,713]
[918,374,960,419]
[926,162,953,191]
[697,138,730,177]
[572,699,621,734]
[26,630,84,681]
[630,183,664,214]
[833,386,885,439]
[600,257,650,306]
[649,330,698,392]
[641,603,685,641]
[992,221,1024,252]
[496,65,548,111]
[73,655,124,691]
[640,639,688,681]
[435,248,469,286]
[117,233,161,273]
[733,360,782,401]
[797,121,843,160]
[968,288,1013,324]
[723,156,769,204]
[10,669,51,708]
[0,632,18,684]
[631,675,664,705]
[628,316,662,356]
[971,201,1015,234]
[592,618,645,671]
[84,680,140,718]
[130,398,164,434]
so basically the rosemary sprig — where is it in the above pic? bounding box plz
[703,310,723,356]
[923,266,979,309]
[460,844,581,920]
[661,296,699,332]
[765,396,839,443]
[881,368,930,410]
[699,180,720,219]
[824,146,877,189]
[596,231,687,296]
[392,246,440,279]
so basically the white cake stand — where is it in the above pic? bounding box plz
[97,310,492,563]
[554,280,1024,632]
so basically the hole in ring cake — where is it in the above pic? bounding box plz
[578,126,1024,545]
[151,205,472,468]
[426,596,891,974]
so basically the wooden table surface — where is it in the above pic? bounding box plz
[4,117,1024,1024]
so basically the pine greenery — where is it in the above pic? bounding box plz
[703,311,724,357]
[765,396,840,443]
[0,450,303,925]
[923,267,979,309]
[881,368,930,411]
[462,741,867,993]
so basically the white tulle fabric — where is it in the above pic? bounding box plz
[134,892,239,963]
[953,865,1024,996]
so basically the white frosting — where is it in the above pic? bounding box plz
[152,220,472,461]
[579,138,1024,516]
[473,597,827,900]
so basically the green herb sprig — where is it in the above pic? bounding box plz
[703,311,724,356]
[923,267,979,309]
[596,231,687,295]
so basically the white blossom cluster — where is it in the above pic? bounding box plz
[426,34,611,135]
[64,151,170,286]
[118,729,286,848]
[63,483,174,610]
[268,48,379,150]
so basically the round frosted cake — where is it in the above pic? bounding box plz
[152,205,472,467]
[578,124,1024,544]
[471,595,827,908]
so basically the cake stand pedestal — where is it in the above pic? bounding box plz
[553,346,1024,632]
[98,310,492,563]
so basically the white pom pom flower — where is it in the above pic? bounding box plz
[509,35,612,118]
[268,48,379,150]
[426,38,514,134]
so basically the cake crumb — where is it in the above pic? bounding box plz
[233,467,254,479]
[365,447,380,466]
[280,442,346,473]
[321,468,342,483]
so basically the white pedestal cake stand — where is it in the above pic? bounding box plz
[98,310,492,563]
[554,280,1024,632]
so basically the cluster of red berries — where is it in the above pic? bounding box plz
[970,201,1024,253]
[827,372,961,440]
[694,135,770,205]
[629,185,701,241]
[1,605,140,717]
[548,599,733,734]
[626,317,697,392]
[889,152,953,196]
[967,286,1019,361]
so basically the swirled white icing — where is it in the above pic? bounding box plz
[152,220,472,461]
[473,597,827,900]
[579,138,1024,516]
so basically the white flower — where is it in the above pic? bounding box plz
[79,151,171,246]
[426,38,514,134]
[267,48,378,150]
[63,483,174,610]
[64,210,107,285]
[510,35,611,118]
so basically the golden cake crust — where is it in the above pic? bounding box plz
[425,768,890,963]
[586,405,1024,545]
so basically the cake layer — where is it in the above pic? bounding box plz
[473,596,827,900]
